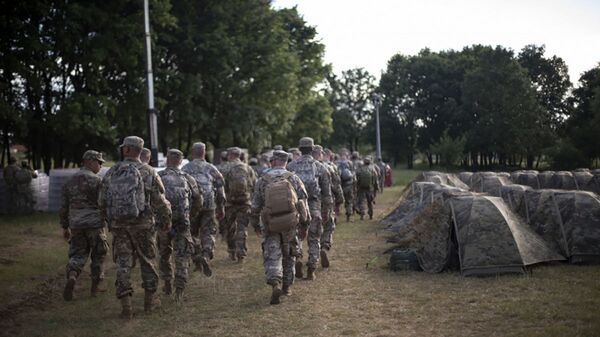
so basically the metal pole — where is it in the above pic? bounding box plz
[144,0,159,167]
[373,93,382,161]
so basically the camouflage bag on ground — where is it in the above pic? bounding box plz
[225,163,250,203]
[160,170,191,223]
[106,163,146,221]
[261,172,299,233]
[356,166,374,189]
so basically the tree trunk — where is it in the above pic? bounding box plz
[426,152,433,168]
[526,154,534,169]
[184,124,193,157]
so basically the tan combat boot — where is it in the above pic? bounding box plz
[63,271,77,301]
[320,250,330,269]
[295,261,303,279]
[162,280,173,295]
[306,267,316,281]
[174,287,184,304]
[120,296,133,319]
[270,282,283,305]
[200,256,212,277]
[91,278,107,297]
[282,284,291,296]
[144,290,161,312]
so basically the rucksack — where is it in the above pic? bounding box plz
[160,170,191,223]
[106,163,146,221]
[356,166,374,189]
[186,163,213,207]
[15,169,33,184]
[291,159,320,198]
[225,163,250,203]
[261,172,299,233]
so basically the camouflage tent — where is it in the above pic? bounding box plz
[458,172,473,186]
[470,173,511,196]
[523,189,600,263]
[585,173,600,195]
[500,184,531,215]
[538,171,555,189]
[513,170,540,189]
[417,171,469,190]
[548,171,578,190]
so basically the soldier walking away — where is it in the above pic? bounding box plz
[140,147,152,165]
[250,150,309,304]
[2,157,19,214]
[319,147,344,270]
[59,150,108,301]
[221,147,256,262]
[356,156,379,220]
[254,154,271,177]
[182,142,226,276]
[99,136,172,319]
[158,149,202,303]
[376,158,386,192]
[336,150,356,222]
[15,160,38,213]
[287,137,332,280]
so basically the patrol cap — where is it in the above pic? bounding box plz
[227,147,242,156]
[364,155,372,163]
[271,150,289,162]
[287,147,300,154]
[220,150,228,159]
[141,148,151,156]
[351,151,360,158]
[82,150,105,163]
[192,142,206,151]
[324,148,333,156]
[273,145,283,151]
[119,136,144,149]
[167,149,184,160]
[298,137,314,149]
[260,153,271,162]
[313,145,323,152]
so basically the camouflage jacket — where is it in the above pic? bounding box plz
[99,158,171,229]
[357,164,380,192]
[59,167,104,229]
[182,158,226,210]
[249,167,308,230]
[287,155,333,210]
[336,159,356,187]
[159,167,203,226]
[323,160,344,206]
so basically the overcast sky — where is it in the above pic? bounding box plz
[272,0,600,84]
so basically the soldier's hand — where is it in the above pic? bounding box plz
[216,207,225,221]
[63,228,71,241]
[298,227,308,241]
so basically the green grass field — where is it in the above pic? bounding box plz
[1,168,599,336]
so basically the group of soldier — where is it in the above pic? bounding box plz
[57,135,385,318]
[2,157,38,214]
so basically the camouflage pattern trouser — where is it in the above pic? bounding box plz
[224,204,250,258]
[321,208,335,251]
[112,227,158,298]
[262,231,298,286]
[357,189,374,217]
[191,209,217,262]
[342,184,354,217]
[66,227,108,281]
[298,204,323,269]
[158,224,194,289]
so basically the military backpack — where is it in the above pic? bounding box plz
[15,169,33,184]
[261,172,299,233]
[356,165,374,189]
[160,170,191,223]
[225,162,251,203]
[106,162,146,221]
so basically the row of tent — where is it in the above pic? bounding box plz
[382,169,600,276]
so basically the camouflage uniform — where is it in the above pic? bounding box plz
[250,165,308,287]
[321,158,344,251]
[2,161,19,214]
[356,160,379,219]
[221,153,256,260]
[287,144,332,271]
[337,159,356,218]
[99,155,171,299]
[15,162,37,213]
[59,165,108,284]
[158,165,202,290]
[182,157,226,263]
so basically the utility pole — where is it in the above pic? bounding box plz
[373,93,383,161]
[144,0,159,167]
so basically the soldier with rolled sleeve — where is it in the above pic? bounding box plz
[99,136,172,319]
[59,150,108,301]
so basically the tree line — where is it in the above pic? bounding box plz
[1,0,599,171]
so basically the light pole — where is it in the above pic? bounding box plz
[372,93,383,161]
[144,0,159,167]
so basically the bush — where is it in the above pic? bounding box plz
[544,138,590,170]
[429,132,466,167]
